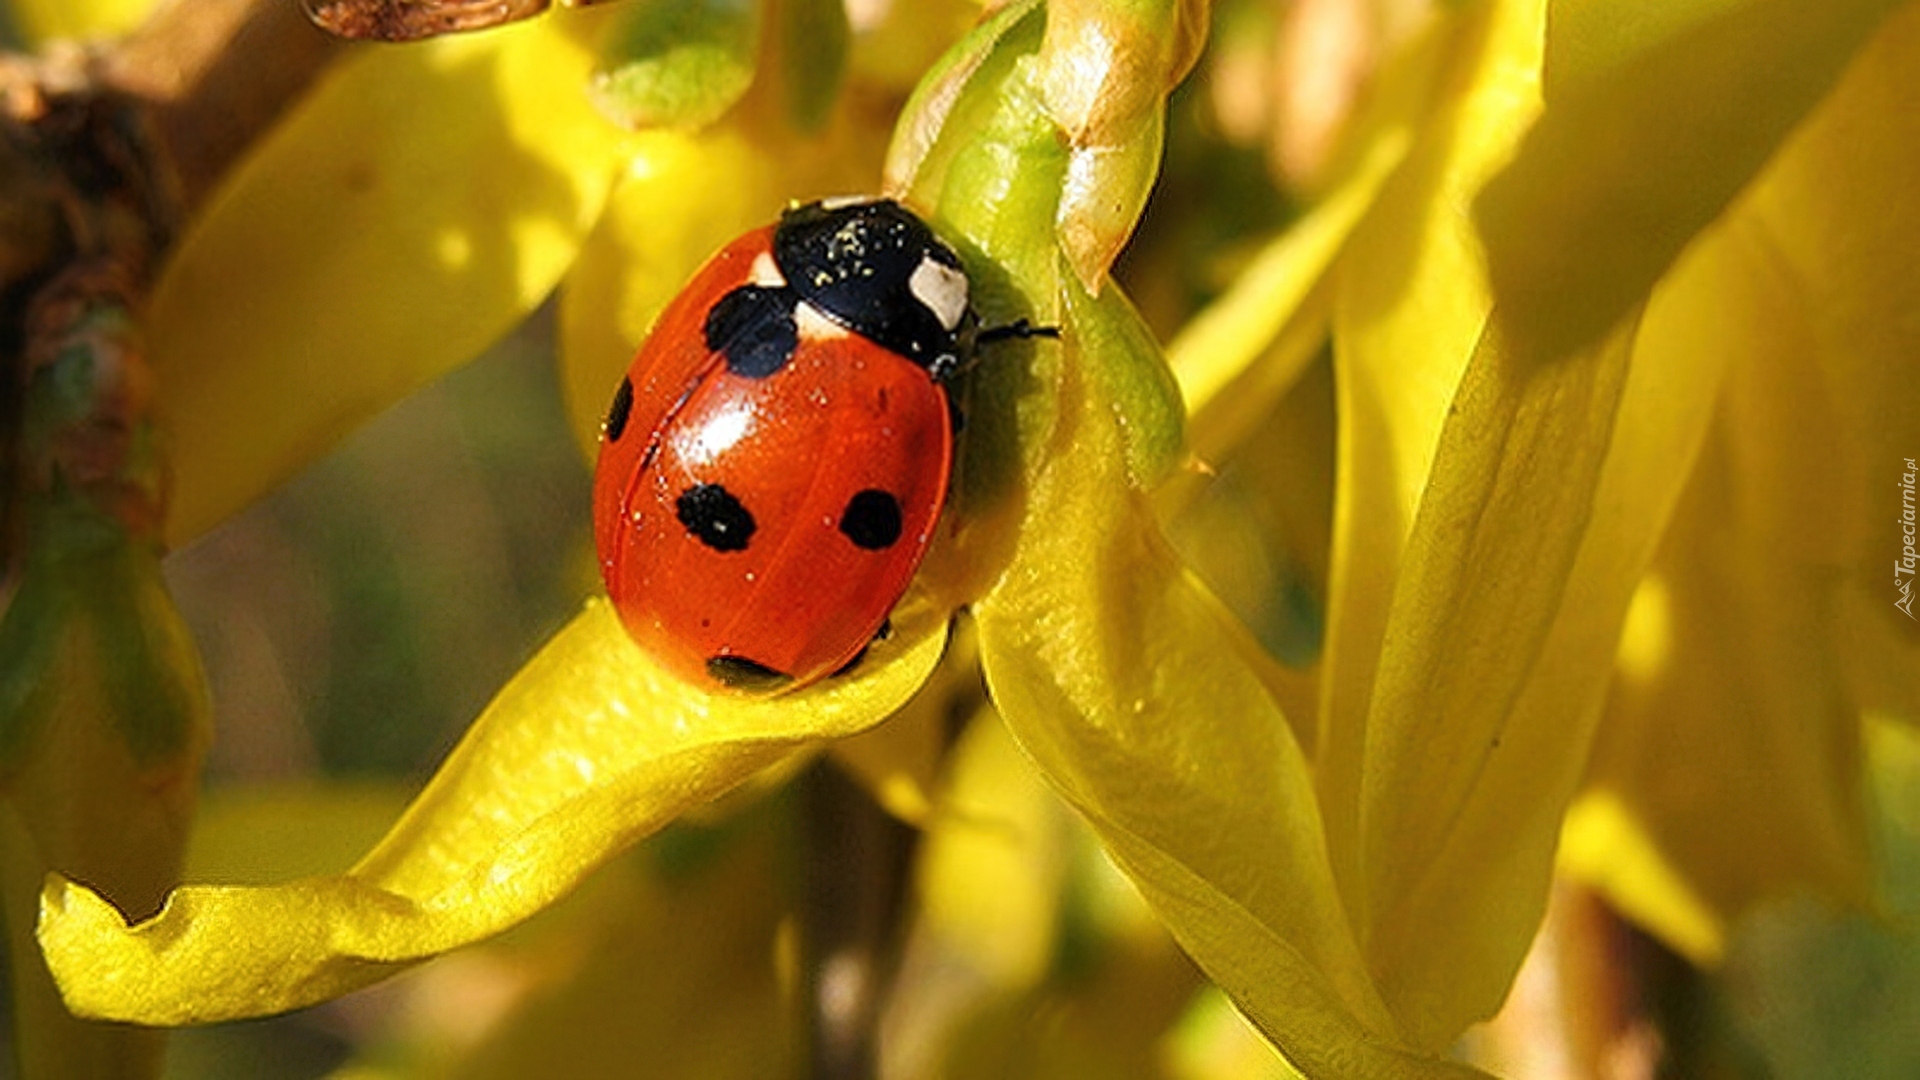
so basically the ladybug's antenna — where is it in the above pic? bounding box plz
[977,318,1060,345]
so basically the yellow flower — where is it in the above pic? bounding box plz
[24,0,1920,1077]
[1552,0,1920,963]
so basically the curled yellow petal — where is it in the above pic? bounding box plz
[40,598,947,1024]
[828,630,979,825]
[153,14,624,547]
[974,327,1476,1076]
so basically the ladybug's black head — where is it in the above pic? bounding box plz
[774,198,976,380]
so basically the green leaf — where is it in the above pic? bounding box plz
[0,499,208,768]
[770,0,849,132]
[74,542,208,763]
[0,560,70,769]
[589,0,761,131]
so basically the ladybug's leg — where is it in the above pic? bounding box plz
[941,318,1059,431]
[974,318,1060,345]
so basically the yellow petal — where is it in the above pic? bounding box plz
[1739,1,1920,705]
[1318,0,1543,912]
[40,598,947,1023]
[1476,0,1906,361]
[1583,435,1876,942]
[152,14,624,548]
[828,629,977,825]
[886,707,1071,1067]
[10,0,155,43]
[415,805,798,1078]
[1573,1,1920,955]
[1166,132,1398,463]
[1559,789,1725,964]
[1351,142,1806,1046]
[183,782,414,884]
[1346,316,1631,1045]
[975,315,1479,1077]
[1326,0,1857,1040]
[1164,987,1306,1080]
[1162,361,1334,753]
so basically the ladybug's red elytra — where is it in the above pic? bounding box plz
[593,198,1044,694]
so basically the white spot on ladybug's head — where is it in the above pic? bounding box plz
[795,301,852,341]
[908,256,968,332]
[749,251,785,287]
[817,194,879,211]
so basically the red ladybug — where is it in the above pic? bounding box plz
[593,198,1030,693]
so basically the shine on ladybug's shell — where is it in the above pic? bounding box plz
[592,199,975,693]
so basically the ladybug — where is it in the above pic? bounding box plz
[593,197,1044,693]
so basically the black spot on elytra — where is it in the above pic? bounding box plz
[839,489,903,550]
[604,376,634,443]
[707,655,793,692]
[703,285,799,378]
[677,483,756,552]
